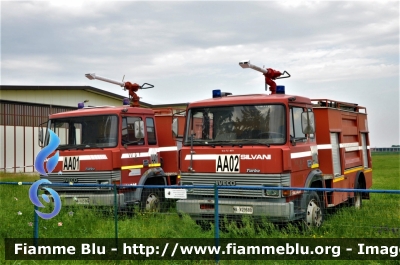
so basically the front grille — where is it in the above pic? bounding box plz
[40,171,121,191]
[181,173,290,198]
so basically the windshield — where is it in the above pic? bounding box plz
[184,105,286,146]
[47,115,118,150]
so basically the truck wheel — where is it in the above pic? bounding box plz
[141,188,162,212]
[350,182,363,209]
[353,191,362,209]
[306,191,323,228]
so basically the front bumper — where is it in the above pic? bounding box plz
[176,198,296,222]
[58,193,126,207]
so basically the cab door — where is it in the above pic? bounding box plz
[120,116,160,186]
[120,115,148,186]
[289,106,318,187]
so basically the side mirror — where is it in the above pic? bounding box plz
[301,111,315,134]
[38,128,44,147]
[134,120,145,139]
[172,117,179,138]
[38,121,49,147]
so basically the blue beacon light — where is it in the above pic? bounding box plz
[212,89,222,98]
[212,90,232,98]
[276,85,285,94]
[123,98,130,105]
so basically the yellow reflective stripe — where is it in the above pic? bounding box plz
[121,163,161,170]
[121,165,143,170]
[311,163,319,169]
[332,168,371,183]
[333,176,345,183]
[344,167,363,175]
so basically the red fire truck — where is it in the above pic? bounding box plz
[176,60,372,227]
[39,74,185,211]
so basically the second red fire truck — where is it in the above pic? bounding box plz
[175,60,372,227]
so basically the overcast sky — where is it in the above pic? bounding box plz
[1,1,399,147]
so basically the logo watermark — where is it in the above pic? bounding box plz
[29,179,61,219]
[30,129,62,219]
[34,130,60,176]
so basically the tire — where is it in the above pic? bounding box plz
[350,182,363,209]
[305,191,323,228]
[353,191,362,209]
[141,188,163,212]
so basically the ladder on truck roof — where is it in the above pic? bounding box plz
[311,99,367,114]
[153,108,186,116]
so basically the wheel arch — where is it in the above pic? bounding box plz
[354,171,369,199]
[138,168,167,186]
[304,169,324,188]
[131,168,167,202]
[301,169,325,211]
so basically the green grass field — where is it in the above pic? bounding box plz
[0,153,399,265]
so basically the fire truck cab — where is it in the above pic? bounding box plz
[39,75,184,211]
[176,61,372,227]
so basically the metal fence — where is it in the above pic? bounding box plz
[371,148,400,152]
[2,181,400,242]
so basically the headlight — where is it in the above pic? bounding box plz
[263,185,280,197]
[265,189,279,197]
[98,180,110,190]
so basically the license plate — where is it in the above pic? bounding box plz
[216,155,240,173]
[233,206,253,214]
[76,198,89,205]
[63,156,80,171]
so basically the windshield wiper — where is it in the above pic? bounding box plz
[56,145,78,151]
[57,144,105,150]
[184,140,207,146]
[84,144,105,150]
[184,139,244,147]
[237,139,271,147]
[208,140,243,148]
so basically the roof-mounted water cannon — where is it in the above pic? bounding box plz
[239,60,290,94]
[85,73,154,107]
